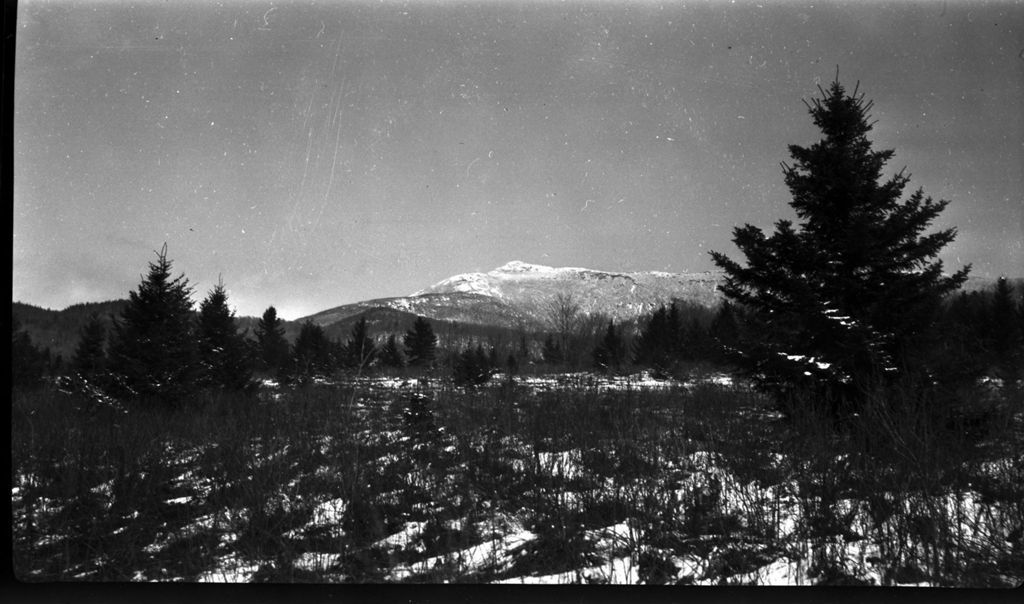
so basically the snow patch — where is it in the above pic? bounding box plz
[196,555,260,583]
[305,497,348,532]
[494,261,553,273]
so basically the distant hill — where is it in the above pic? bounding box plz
[11,300,266,362]
[12,300,129,360]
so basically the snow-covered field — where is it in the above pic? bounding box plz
[12,374,1024,585]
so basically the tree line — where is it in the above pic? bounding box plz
[10,244,444,403]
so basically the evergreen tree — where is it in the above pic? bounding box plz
[292,320,333,378]
[681,316,711,362]
[593,320,626,373]
[107,245,200,403]
[71,313,107,378]
[330,338,348,372]
[933,291,989,386]
[541,334,563,365]
[453,343,493,387]
[709,302,742,364]
[506,351,519,376]
[197,280,253,391]
[344,317,377,372]
[47,350,63,377]
[517,332,531,365]
[403,316,438,368]
[1018,293,1024,355]
[11,313,48,389]
[710,79,969,409]
[989,277,1023,381]
[633,305,679,374]
[255,305,290,375]
[667,303,684,358]
[379,334,407,369]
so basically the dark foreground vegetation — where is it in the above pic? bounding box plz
[11,374,1023,585]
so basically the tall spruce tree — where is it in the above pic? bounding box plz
[255,306,291,375]
[710,79,969,408]
[108,245,200,403]
[403,316,438,368]
[71,313,107,378]
[197,280,252,391]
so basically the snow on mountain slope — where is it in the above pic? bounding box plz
[415,271,506,298]
[303,261,725,332]
[415,260,725,323]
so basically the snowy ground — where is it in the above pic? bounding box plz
[170,440,1017,585]
[12,373,1024,585]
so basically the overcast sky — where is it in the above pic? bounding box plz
[14,0,1023,319]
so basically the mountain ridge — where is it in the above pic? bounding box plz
[303,261,729,334]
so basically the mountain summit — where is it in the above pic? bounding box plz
[414,260,598,297]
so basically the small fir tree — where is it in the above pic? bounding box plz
[709,302,742,365]
[379,334,407,369]
[344,317,377,372]
[517,332,531,365]
[633,304,680,375]
[255,305,290,376]
[710,79,969,411]
[107,245,200,404]
[197,280,253,391]
[453,343,493,387]
[403,316,438,368]
[11,313,48,389]
[541,334,563,365]
[506,351,519,376]
[692,317,716,361]
[667,303,684,358]
[933,291,990,386]
[593,320,626,373]
[292,320,334,378]
[71,313,107,378]
[989,277,1023,382]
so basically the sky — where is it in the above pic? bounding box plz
[13,0,1024,320]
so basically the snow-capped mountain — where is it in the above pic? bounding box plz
[302,261,725,334]
[415,261,723,323]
